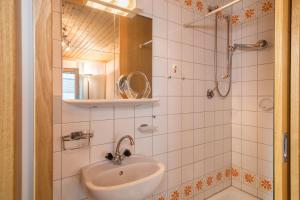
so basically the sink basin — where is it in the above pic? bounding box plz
[81,155,165,200]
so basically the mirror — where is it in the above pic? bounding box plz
[61,1,152,100]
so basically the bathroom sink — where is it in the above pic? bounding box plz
[81,155,165,200]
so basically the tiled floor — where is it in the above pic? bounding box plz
[207,187,259,200]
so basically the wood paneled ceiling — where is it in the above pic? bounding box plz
[62,1,119,62]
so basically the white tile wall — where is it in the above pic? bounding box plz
[52,0,274,200]
[231,0,274,199]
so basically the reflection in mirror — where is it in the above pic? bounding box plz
[63,60,107,99]
[62,1,152,100]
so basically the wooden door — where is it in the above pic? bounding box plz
[274,0,290,199]
[290,0,300,199]
[0,1,22,200]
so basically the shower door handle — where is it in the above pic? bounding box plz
[283,133,288,162]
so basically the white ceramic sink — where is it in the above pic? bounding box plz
[81,155,165,200]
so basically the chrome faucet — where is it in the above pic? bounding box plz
[106,135,135,165]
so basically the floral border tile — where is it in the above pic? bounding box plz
[195,0,205,12]
[258,0,274,17]
[152,165,273,199]
[183,0,193,8]
[228,1,274,26]
[174,0,274,18]
[204,174,214,189]
[153,168,273,199]
[262,0,273,12]
[231,14,240,25]
[171,0,274,28]
[242,2,258,22]
[168,187,181,200]
[194,178,205,195]
[224,167,232,179]
[231,166,241,181]
[259,176,273,193]
[181,182,193,199]
[244,7,256,19]
[153,192,167,200]
[215,171,223,184]
[242,170,257,188]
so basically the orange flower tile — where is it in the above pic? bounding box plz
[184,0,192,7]
[216,172,223,181]
[157,196,165,200]
[196,1,204,11]
[170,190,180,200]
[184,185,192,197]
[260,179,272,192]
[225,168,231,178]
[245,8,255,19]
[262,1,273,12]
[231,15,239,25]
[244,173,255,184]
[195,180,203,191]
[231,168,239,177]
[206,176,213,186]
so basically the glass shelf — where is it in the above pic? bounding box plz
[63,98,159,108]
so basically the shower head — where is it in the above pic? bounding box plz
[232,40,268,51]
[256,40,268,48]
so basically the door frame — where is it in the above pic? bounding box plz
[0,1,22,199]
[33,0,53,199]
[290,0,300,199]
[274,0,290,199]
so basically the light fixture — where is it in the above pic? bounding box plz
[65,45,71,52]
[85,0,141,17]
[62,38,71,51]
[62,26,71,52]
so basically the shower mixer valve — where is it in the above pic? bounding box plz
[222,74,230,79]
[207,89,215,99]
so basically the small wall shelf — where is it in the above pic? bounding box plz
[63,98,159,107]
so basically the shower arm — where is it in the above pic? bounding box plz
[231,40,268,51]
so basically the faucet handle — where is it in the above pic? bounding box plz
[105,152,114,160]
[123,149,132,157]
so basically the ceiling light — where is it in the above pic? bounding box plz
[65,46,71,52]
[85,0,140,17]
[62,40,66,47]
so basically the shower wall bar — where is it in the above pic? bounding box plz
[183,0,241,28]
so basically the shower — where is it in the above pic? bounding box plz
[206,12,268,99]
[184,0,268,99]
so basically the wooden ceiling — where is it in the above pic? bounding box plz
[62,1,119,62]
